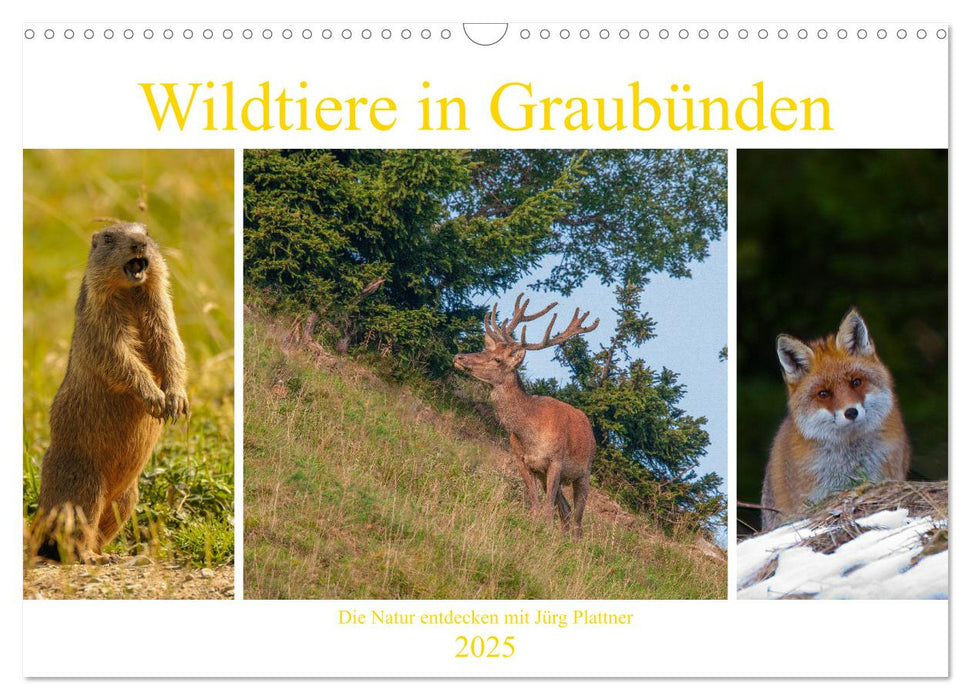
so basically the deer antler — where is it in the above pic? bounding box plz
[521,306,600,350]
[485,292,557,344]
[482,293,599,350]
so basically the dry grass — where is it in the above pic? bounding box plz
[243,312,726,600]
[803,480,948,554]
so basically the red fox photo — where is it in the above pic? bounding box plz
[761,308,910,530]
[736,150,947,600]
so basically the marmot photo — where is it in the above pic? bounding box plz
[35,221,189,561]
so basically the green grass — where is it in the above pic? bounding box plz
[23,150,234,566]
[244,313,726,599]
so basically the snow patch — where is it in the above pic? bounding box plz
[855,507,910,530]
[737,509,947,600]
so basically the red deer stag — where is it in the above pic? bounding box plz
[453,294,599,538]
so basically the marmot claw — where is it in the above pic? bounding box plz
[164,390,190,422]
[146,390,168,420]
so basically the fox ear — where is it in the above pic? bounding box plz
[836,308,875,356]
[777,334,814,381]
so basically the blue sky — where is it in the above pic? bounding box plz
[472,234,728,535]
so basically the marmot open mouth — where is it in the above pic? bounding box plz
[124,257,149,281]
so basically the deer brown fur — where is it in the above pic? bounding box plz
[453,294,599,538]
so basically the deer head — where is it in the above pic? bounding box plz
[453,293,600,386]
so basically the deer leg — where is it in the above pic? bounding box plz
[531,472,546,507]
[545,460,564,529]
[572,472,590,540]
[535,474,571,526]
[555,487,572,527]
[510,435,540,512]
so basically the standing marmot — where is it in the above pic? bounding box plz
[35,222,189,561]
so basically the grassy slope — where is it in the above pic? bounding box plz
[244,315,726,599]
[23,150,234,566]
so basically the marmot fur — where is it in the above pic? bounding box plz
[35,222,188,561]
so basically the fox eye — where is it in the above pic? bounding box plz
[850,378,862,388]
[493,357,502,363]
[817,389,830,399]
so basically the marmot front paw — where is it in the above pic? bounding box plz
[164,389,190,421]
[145,388,168,420]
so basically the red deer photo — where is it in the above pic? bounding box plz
[453,294,598,538]
[243,149,728,600]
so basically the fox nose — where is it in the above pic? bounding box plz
[844,407,859,420]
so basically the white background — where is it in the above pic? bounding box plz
[21,20,947,148]
[4,0,964,697]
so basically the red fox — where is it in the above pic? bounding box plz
[761,308,910,530]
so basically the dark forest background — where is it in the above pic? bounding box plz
[736,149,948,536]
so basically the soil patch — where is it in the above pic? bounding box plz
[23,559,234,600]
